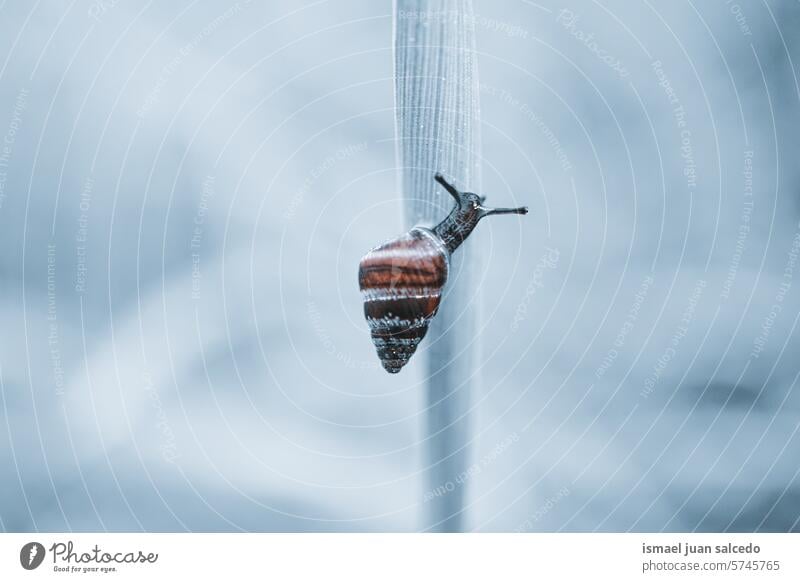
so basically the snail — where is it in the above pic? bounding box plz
[358,173,528,373]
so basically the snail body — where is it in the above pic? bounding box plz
[359,174,528,374]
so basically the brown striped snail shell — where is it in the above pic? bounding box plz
[359,173,528,374]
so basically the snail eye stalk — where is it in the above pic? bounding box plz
[479,205,529,218]
[434,173,462,206]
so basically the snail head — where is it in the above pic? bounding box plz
[433,173,528,253]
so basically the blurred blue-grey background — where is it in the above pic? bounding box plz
[1,0,799,532]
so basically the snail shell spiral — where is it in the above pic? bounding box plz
[358,227,449,373]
